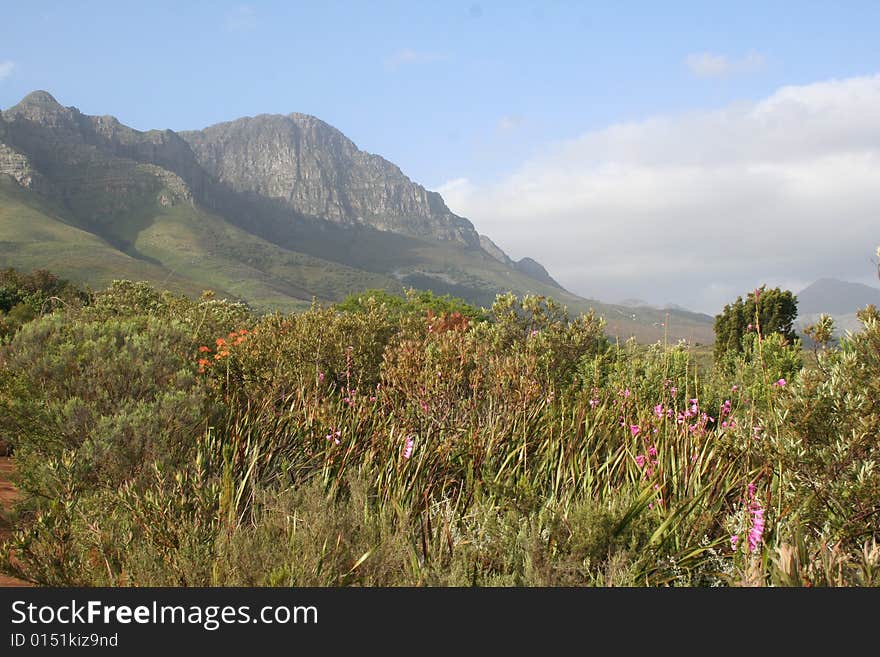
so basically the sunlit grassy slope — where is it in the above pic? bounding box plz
[0,175,714,341]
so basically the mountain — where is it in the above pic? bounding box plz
[0,91,714,343]
[797,278,880,316]
[796,278,880,337]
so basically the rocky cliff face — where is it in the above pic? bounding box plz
[0,91,195,211]
[180,114,481,246]
[0,118,43,190]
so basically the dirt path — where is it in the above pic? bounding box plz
[0,457,31,586]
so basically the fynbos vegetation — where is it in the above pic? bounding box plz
[1,273,878,586]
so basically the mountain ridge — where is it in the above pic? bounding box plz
[0,90,715,343]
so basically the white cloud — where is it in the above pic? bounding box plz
[437,74,880,314]
[385,49,447,70]
[0,61,14,81]
[225,4,257,32]
[685,51,765,78]
[496,115,523,133]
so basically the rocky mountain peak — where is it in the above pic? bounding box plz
[4,90,77,127]
[12,90,63,109]
[180,113,481,247]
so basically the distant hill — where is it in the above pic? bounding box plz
[796,278,880,338]
[0,90,714,343]
[797,278,880,315]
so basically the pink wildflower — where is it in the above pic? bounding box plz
[744,483,765,552]
[635,454,646,468]
[630,425,640,437]
[654,403,664,418]
[748,503,765,552]
[773,378,787,387]
[403,436,414,460]
[731,535,739,550]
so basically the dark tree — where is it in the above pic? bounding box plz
[714,285,798,363]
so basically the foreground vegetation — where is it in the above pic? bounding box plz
[0,272,878,586]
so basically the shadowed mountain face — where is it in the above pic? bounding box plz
[180,114,481,246]
[797,278,880,316]
[796,278,880,337]
[0,90,715,342]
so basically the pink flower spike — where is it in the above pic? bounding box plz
[648,446,657,457]
[403,436,414,459]
[635,454,646,468]
[630,425,640,436]
[654,403,664,418]
[623,388,632,398]
[731,535,739,550]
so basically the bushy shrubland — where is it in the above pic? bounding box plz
[1,275,878,587]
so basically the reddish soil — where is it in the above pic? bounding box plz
[0,457,31,586]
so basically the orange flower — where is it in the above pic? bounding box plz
[238,329,249,335]
[198,345,211,353]
[198,358,210,367]
[228,332,238,339]
[215,338,226,346]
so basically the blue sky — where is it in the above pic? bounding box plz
[2,2,880,312]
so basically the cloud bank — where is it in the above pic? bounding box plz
[438,74,880,314]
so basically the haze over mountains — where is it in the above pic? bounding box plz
[0,90,715,342]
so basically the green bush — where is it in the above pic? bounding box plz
[770,312,880,546]
[2,276,879,588]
